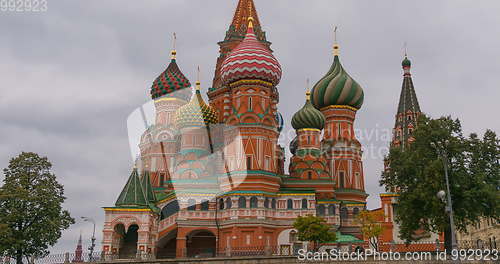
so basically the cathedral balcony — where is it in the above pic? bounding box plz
[158,213,178,232]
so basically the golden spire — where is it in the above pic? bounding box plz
[195,66,201,91]
[333,26,340,56]
[248,16,254,29]
[171,32,177,60]
[404,41,408,57]
[305,78,311,100]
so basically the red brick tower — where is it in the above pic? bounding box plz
[310,37,367,236]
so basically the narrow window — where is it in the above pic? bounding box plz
[287,199,293,209]
[250,197,258,208]
[307,171,312,180]
[271,198,277,209]
[307,136,311,144]
[238,197,247,208]
[246,156,252,169]
[339,171,345,188]
[248,97,253,111]
[301,199,308,209]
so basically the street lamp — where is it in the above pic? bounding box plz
[431,140,458,251]
[81,216,96,261]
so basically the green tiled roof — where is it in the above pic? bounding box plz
[329,232,364,243]
[115,168,148,207]
[141,171,156,204]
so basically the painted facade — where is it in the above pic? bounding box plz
[101,0,368,258]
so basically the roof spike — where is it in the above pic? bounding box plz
[333,25,340,56]
[171,32,177,60]
[196,66,201,91]
[305,78,311,100]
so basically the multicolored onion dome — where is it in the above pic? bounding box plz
[150,50,192,101]
[275,111,284,132]
[175,82,219,128]
[402,56,411,68]
[220,18,282,86]
[291,92,325,130]
[311,45,364,110]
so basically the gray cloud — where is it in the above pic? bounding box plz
[1,0,499,254]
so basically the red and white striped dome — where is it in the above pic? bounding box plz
[220,18,282,86]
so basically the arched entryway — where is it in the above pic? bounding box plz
[186,230,216,258]
[119,224,139,259]
[156,229,177,259]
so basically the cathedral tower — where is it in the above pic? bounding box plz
[310,40,367,202]
[391,55,422,148]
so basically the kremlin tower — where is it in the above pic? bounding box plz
[101,0,369,259]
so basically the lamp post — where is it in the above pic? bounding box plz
[431,140,458,252]
[81,216,96,261]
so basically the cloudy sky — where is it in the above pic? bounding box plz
[1,0,499,254]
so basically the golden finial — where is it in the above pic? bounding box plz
[403,41,408,57]
[248,16,254,29]
[195,66,201,91]
[333,26,340,56]
[171,32,177,59]
[305,78,311,100]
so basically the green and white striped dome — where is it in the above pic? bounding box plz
[311,46,364,110]
[291,92,325,130]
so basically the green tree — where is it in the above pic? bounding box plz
[293,215,336,250]
[380,116,499,248]
[355,210,384,251]
[0,152,75,264]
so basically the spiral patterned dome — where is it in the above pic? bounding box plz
[291,93,325,130]
[220,18,282,86]
[150,51,192,101]
[275,111,284,132]
[175,83,219,128]
[311,45,364,110]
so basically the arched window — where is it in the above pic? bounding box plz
[271,198,277,209]
[328,204,336,215]
[187,199,196,211]
[307,171,312,180]
[238,197,247,208]
[287,199,293,209]
[219,198,224,210]
[301,199,308,209]
[250,196,258,208]
[340,207,348,219]
[201,200,209,211]
[317,204,326,216]
[264,198,270,208]
[289,230,297,243]
[161,200,180,219]
[353,207,360,216]
[248,96,253,111]
[226,197,232,209]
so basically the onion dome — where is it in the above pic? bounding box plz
[402,56,411,68]
[175,81,219,128]
[275,112,284,132]
[150,49,192,101]
[310,43,364,110]
[220,17,282,86]
[291,91,325,130]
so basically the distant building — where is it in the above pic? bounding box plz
[72,233,83,262]
[457,218,499,249]
[375,56,443,249]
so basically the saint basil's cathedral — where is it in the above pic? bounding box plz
[100,0,424,258]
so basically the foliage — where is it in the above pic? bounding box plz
[293,214,336,250]
[355,210,384,251]
[380,115,499,243]
[0,152,75,264]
